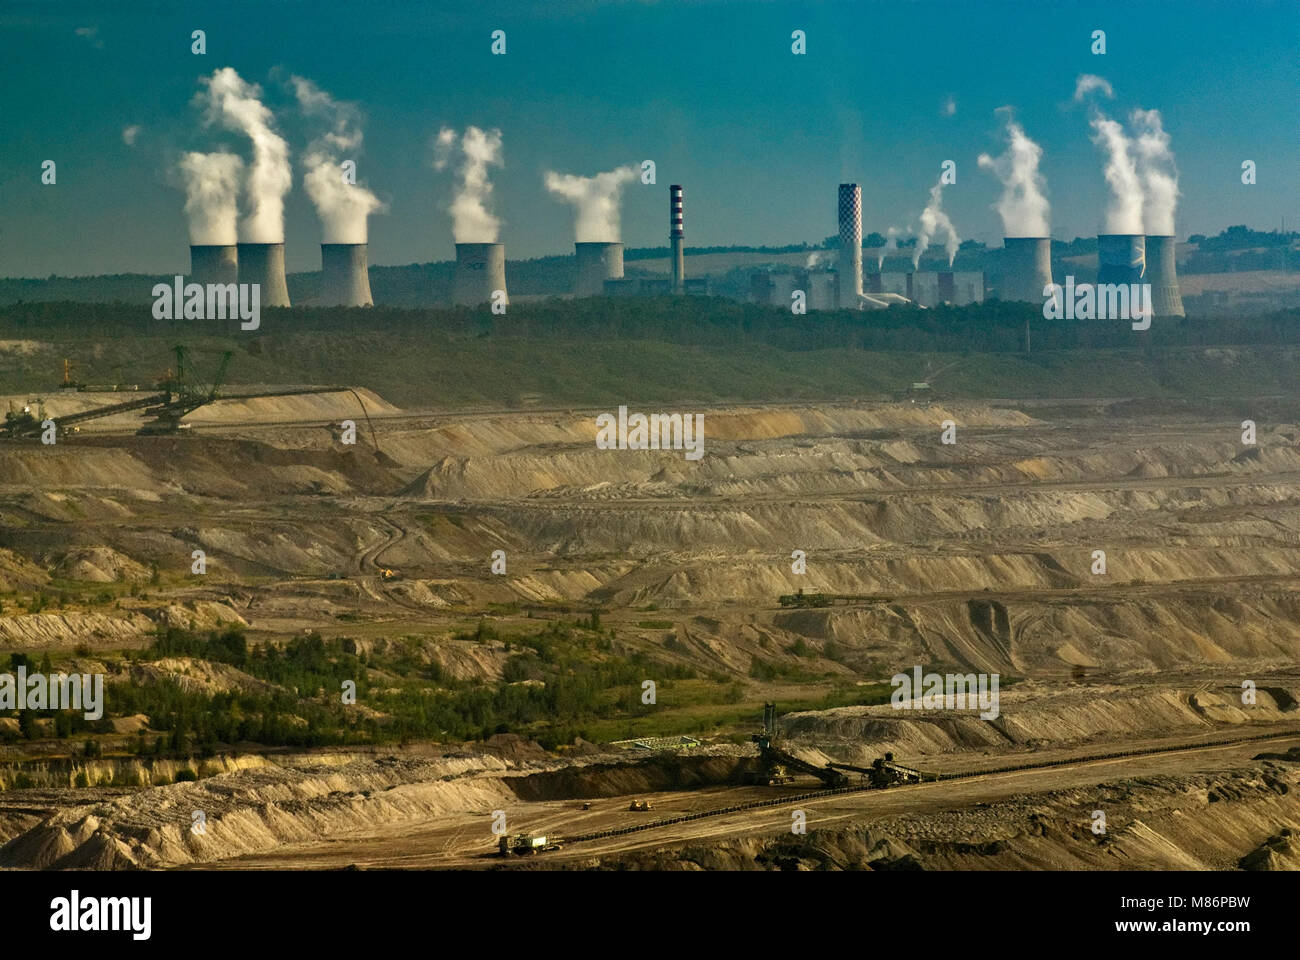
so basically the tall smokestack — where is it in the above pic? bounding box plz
[320,243,373,307]
[670,184,684,294]
[838,184,863,307]
[1000,237,1054,304]
[574,242,624,297]
[237,242,290,307]
[1097,234,1146,284]
[189,245,238,286]
[452,242,508,306]
[1142,235,1183,318]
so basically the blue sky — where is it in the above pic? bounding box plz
[1,0,1297,276]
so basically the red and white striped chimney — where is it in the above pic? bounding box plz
[670,184,684,293]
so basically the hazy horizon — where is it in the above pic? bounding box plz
[1,0,1296,277]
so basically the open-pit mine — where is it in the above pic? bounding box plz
[0,390,1297,871]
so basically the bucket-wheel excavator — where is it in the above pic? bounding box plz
[750,702,849,788]
[750,703,926,789]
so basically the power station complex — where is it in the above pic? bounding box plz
[186,182,1185,317]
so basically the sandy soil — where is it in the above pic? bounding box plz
[2,395,1300,870]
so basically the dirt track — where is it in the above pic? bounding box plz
[189,731,1300,870]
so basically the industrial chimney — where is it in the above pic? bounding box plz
[838,184,863,307]
[574,242,624,297]
[190,245,238,286]
[670,184,684,294]
[1143,235,1184,318]
[452,242,508,306]
[319,243,373,307]
[1097,234,1146,285]
[236,242,291,307]
[999,237,1054,304]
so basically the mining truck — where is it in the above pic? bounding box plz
[498,833,562,856]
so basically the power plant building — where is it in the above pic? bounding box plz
[751,268,982,310]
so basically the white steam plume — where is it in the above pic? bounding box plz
[1131,107,1179,236]
[543,165,638,242]
[1089,111,1144,234]
[977,116,1050,237]
[913,178,960,268]
[195,67,291,243]
[291,76,384,243]
[877,226,899,270]
[434,126,504,243]
[177,151,244,245]
[1073,74,1114,102]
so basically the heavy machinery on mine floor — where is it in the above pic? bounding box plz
[778,589,894,608]
[750,703,927,789]
[2,346,378,443]
[750,702,849,788]
[498,833,563,856]
[826,754,925,788]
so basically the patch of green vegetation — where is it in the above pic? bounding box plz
[110,621,699,751]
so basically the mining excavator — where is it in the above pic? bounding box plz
[2,346,378,445]
[750,703,927,789]
[826,754,925,788]
[750,702,849,788]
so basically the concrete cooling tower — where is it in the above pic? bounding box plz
[1000,237,1054,304]
[1097,234,1146,285]
[574,242,624,297]
[189,245,238,286]
[838,184,863,307]
[1143,235,1184,318]
[452,242,508,306]
[236,243,291,307]
[319,244,373,307]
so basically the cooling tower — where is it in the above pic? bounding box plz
[1000,237,1054,304]
[1097,234,1146,285]
[452,242,508,306]
[319,243,373,307]
[1143,235,1184,318]
[670,184,685,293]
[837,184,863,307]
[236,243,290,307]
[189,245,238,286]
[574,242,624,297]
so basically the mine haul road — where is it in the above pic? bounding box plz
[186,728,1300,871]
